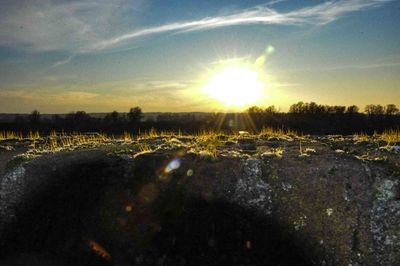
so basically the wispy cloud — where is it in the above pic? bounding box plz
[52,55,75,67]
[0,0,142,52]
[0,0,391,57]
[327,61,400,71]
[289,61,400,72]
[91,0,390,51]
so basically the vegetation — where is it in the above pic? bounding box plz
[285,102,398,116]
[379,129,400,145]
[0,103,399,136]
[2,128,399,155]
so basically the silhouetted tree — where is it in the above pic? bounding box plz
[365,104,384,115]
[385,104,399,116]
[74,111,91,121]
[29,110,41,123]
[289,102,305,114]
[364,105,374,115]
[307,102,318,114]
[247,106,265,128]
[104,111,120,123]
[346,105,359,114]
[65,111,91,124]
[374,105,385,115]
[317,105,328,114]
[265,105,278,114]
[247,106,264,113]
[333,106,346,114]
[127,107,142,123]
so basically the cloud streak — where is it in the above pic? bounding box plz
[0,0,392,69]
[52,55,75,67]
[91,0,390,51]
[0,0,142,52]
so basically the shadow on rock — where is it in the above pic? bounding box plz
[0,152,318,265]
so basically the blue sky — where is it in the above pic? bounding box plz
[0,0,399,113]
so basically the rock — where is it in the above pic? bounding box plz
[0,145,14,151]
[237,138,257,151]
[370,179,400,266]
[0,137,399,265]
[233,159,273,215]
[389,145,400,152]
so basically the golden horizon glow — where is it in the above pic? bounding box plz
[202,66,264,107]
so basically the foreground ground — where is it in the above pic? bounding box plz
[0,132,399,265]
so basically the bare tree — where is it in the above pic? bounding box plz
[247,106,264,113]
[289,102,305,114]
[346,105,359,114]
[333,106,346,114]
[385,104,399,116]
[127,107,142,123]
[29,110,41,123]
[104,111,120,123]
[365,104,384,115]
[265,105,278,114]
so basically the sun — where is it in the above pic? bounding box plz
[203,66,263,107]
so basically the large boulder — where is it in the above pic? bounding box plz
[0,141,399,265]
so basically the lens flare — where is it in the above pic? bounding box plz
[164,158,181,173]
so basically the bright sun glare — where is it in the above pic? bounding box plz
[203,66,263,107]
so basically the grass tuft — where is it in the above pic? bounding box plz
[379,129,400,145]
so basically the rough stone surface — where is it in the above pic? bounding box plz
[0,135,399,265]
[233,159,273,215]
[0,165,26,236]
[370,179,400,266]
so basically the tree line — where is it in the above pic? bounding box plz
[244,102,399,134]
[1,102,399,135]
[246,102,399,116]
[27,107,143,125]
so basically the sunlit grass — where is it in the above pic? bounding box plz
[259,127,297,138]
[353,131,370,143]
[0,131,23,140]
[27,131,41,140]
[379,129,400,145]
[1,128,398,156]
[353,129,400,146]
[32,131,109,151]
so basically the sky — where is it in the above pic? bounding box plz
[0,0,399,113]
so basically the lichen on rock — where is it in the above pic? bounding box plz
[0,166,26,241]
[233,159,273,215]
[370,179,400,266]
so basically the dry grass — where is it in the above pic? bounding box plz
[354,132,370,143]
[195,130,228,158]
[36,132,109,151]
[354,129,400,146]
[259,127,297,138]
[133,142,154,158]
[27,131,41,140]
[2,128,398,155]
[0,131,23,140]
[379,129,400,145]
[137,143,152,153]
